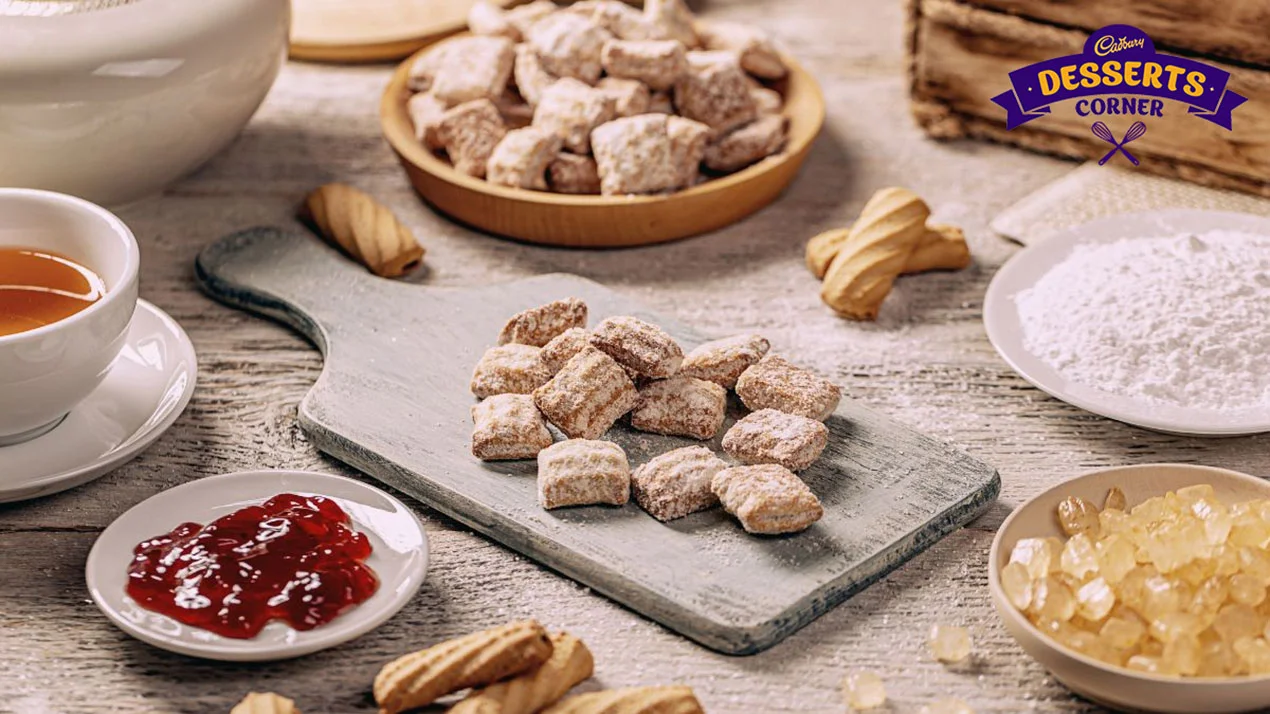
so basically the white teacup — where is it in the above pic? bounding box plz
[0,189,139,445]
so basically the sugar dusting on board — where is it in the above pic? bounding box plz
[1016,230,1270,411]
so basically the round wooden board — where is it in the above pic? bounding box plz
[289,0,514,64]
[380,40,827,248]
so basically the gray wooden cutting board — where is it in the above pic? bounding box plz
[196,227,1000,655]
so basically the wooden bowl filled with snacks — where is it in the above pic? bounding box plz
[989,464,1270,713]
[379,0,825,247]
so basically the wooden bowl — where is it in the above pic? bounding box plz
[380,42,826,247]
[989,464,1270,713]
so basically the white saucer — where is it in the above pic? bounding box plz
[86,469,429,662]
[0,299,198,502]
[985,210,1270,437]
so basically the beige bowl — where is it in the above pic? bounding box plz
[380,38,825,248]
[989,463,1270,713]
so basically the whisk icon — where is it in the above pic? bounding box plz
[1092,121,1146,166]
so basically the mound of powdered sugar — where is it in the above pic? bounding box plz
[1015,230,1270,411]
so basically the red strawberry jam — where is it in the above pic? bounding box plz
[126,493,379,639]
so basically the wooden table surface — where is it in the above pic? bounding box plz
[4,2,1268,712]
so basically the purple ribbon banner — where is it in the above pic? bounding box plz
[991,26,1247,131]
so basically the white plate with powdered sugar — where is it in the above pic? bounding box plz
[985,210,1270,437]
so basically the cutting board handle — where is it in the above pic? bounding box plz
[195,226,381,353]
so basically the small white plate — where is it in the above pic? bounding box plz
[984,210,1270,437]
[0,299,198,502]
[86,469,428,661]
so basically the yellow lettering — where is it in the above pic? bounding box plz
[1079,62,1101,88]
[1038,69,1061,95]
[1102,61,1123,87]
[1164,65,1186,92]
[1141,62,1163,89]
[1123,61,1142,87]
[1060,65,1079,91]
[1184,71,1206,97]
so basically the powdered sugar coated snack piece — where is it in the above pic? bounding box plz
[540,327,594,373]
[600,39,687,92]
[648,91,674,114]
[722,408,828,472]
[630,446,727,521]
[596,77,652,118]
[735,354,841,421]
[678,333,770,388]
[468,1,519,40]
[429,36,516,106]
[499,298,589,347]
[496,88,536,129]
[513,43,557,108]
[696,20,787,79]
[666,115,711,189]
[712,464,823,534]
[704,114,787,172]
[471,394,555,461]
[487,126,564,190]
[630,376,727,440]
[547,152,602,195]
[673,51,758,133]
[533,347,639,440]
[529,13,612,85]
[437,99,508,178]
[471,344,553,398]
[643,0,697,47]
[590,114,677,195]
[533,78,617,154]
[589,315,684,378]
[537,439,631,509]
[504,0,558,38]
[750,83,783,115]
[568,1,664,39]
[406,40,455,92]
[407,92,448,150]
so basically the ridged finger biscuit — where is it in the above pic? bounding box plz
[541,686,704,714]
[375,620,554,714]
[451,632,595,714]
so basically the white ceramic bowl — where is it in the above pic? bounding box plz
[0,189,139,444]
[0,0,289,206]
[990,464,1270,713]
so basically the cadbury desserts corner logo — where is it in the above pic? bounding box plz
[992,24,1247,164]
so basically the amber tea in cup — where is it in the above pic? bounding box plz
[0,247,106,337]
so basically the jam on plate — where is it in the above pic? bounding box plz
[126,493,379,639]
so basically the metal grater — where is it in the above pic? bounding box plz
[0,0,142,17]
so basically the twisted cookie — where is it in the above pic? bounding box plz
[299,183,425,278]
[541,686,704,714]
[230,693,300,714]
[450,632,595,714]
[375,620,554,714]
[818,187,930,320]
[806,222,970,279]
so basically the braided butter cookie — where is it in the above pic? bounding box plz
[451,632,595,714]
[375,620,554,714]
[819,187,930,320]
[541,685,704,714]
[300,183,424,278]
